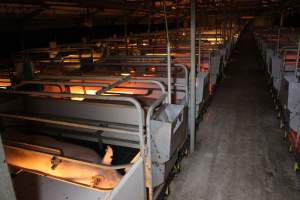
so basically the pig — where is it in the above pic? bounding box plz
[3,132,121,190]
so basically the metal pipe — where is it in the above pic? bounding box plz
[295,39,300,149]
[295,36,300,78]
[96,75,131,94]
[129,79,166,94]
[167,42,172,104]
[198,37,201,73]
[0,113,138,136]
[163,0,172,104]
[13,80,109,88]
[38,75,124,81]
[37,75,166,94]
[276,12,284,55]
[124,13,128,56]
[190,0,196,153]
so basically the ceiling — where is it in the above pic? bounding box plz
[0,0,299,31]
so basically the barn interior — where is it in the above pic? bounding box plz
[0,1,300,200]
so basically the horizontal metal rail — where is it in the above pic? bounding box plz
[0,113,138,136]
[13,81,109,89]
[39,75,126,81]
[37,75,166,93]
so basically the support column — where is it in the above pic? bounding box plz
[190,0,196,153]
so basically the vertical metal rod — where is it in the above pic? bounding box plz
[198,37,201,73]
[229,15,232,40]
[276,13,284,55]
[295,36,300,78]
[163,0,172,104]
[215,15,218,49]
[293,39,300,150]
[147,14,151,44]
[124,16,128,55]
[167,42,172,104]
[190,0,196,153]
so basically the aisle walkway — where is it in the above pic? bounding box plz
[169,30,300,200]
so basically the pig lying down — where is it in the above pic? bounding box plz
[3,133,121,189]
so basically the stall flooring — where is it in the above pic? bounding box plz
[169,30,300,200]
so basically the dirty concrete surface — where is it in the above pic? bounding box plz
[169,30,300,200]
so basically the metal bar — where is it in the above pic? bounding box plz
[5,140,62,155]
[0,113,138,136]
[295,36,300,78]
[39,74,167,94]
[128,79,166,94]
[167,42,172,104]
[12,80,164,97]
[198,37,201,73]
[124,13,128,56]
[190,0,196,153]
[296,36,300,147]
[38,75,123,81]
[14,80,109,89]
[96,75,131,94]
[147,14,152,44]
[276,12,284,55]
[163,0,172,104]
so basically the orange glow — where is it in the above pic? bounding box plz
[44,85,64,93]
[205,37,223,42]
[241,16,255,19]
[0,78,11,88]
[5,144,121,190]
[69,85,87,101]
[42,79,149,100]
[108,88,133,94]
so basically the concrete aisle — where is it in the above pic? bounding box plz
[169,30,300,200]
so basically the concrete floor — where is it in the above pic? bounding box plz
[169,31,300,200]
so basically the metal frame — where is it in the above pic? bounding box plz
[0,74,170,200]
